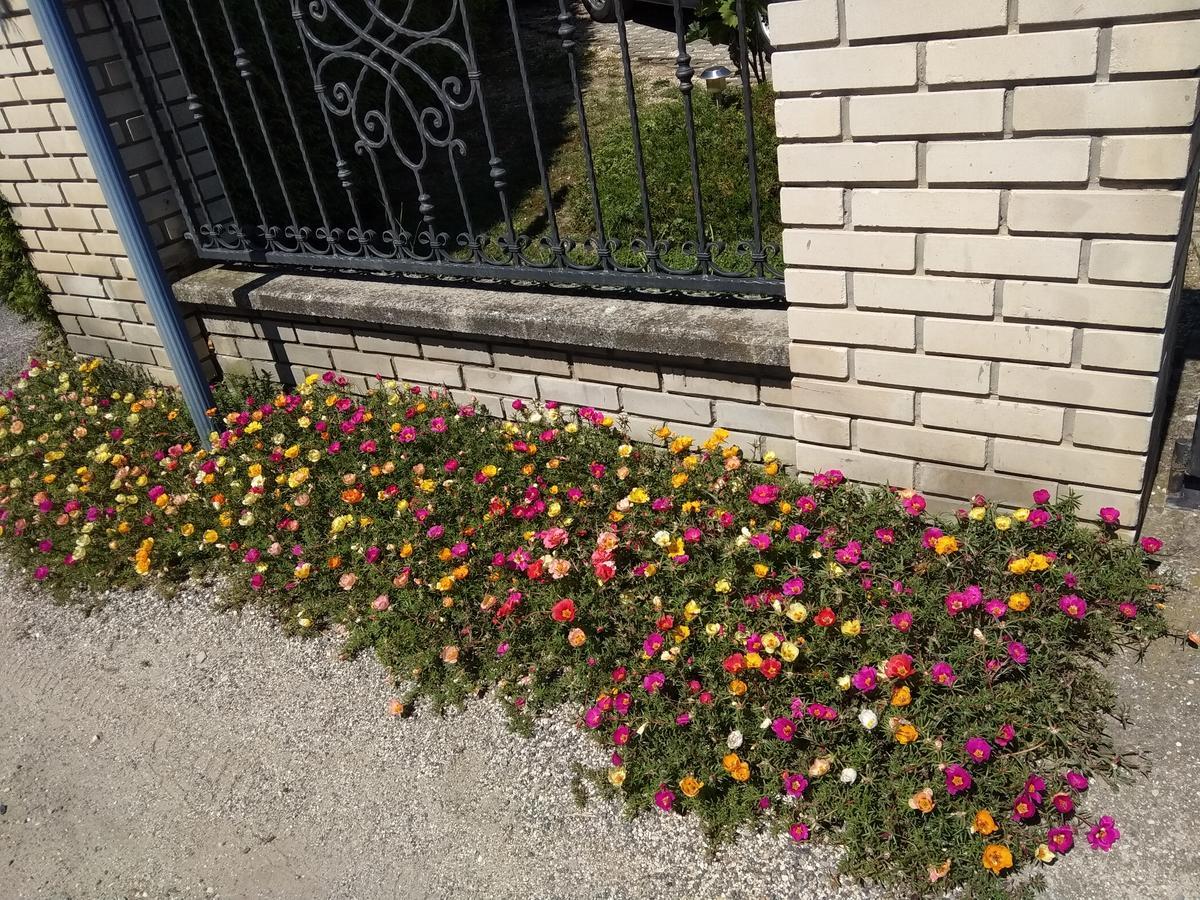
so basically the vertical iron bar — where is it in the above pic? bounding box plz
[459,3,518,256]
[736,0,765,278]
[180,0,271,244]
[105,0,206,243]
[671,0,709,274]
[27,0,214,445]
[614,0,658,271]
[251,0,332,239]
[216,0,300,231]
[290,2,366,254]
[556,0,610,269]
[504,0,564,265]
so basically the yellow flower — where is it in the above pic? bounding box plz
[617,444,633,458]
[891,685,912,707]
[895,723,919,744]
[628,487,649,504]
[669,436,693,454]
[180,523,195,537]
[1013,507,1031,522]
[1008,592,1031,612]
[1028,552,1050,572]
[972,810,998,835]
[671,472,689,488]
[705,623,721,637]
[729,679,747,696]
[714,579,732,594]
[753,563,769,578]
[722,753,740,772]
[779,641,800,662]
[994,515,1013,531]
[202,529,219,544]
[785,602,807,623]
[840,618,862,637]
[731,761,750,782]
[968,507,987,522]
[1008,557,1031,575]
[744,652,763,670]
[1035,844,1055,863]
[683,600,702,622]
[679,775,703,798]
[934,535,960,555]
[761,632,780,653]
[481,464,498,477]
[981,844,1013,876]
[837,675,851,690]
[609,767,626,787]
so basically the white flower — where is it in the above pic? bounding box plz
[759,717,772,730]
[726,730,743,749]
[652,530,671,548]
[840,767,858,784]
[858,709,879,730]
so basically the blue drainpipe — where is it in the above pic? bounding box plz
[28,0,214,447]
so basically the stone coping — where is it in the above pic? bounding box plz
[171,266,789,369]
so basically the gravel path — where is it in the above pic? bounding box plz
[0,305,39,377]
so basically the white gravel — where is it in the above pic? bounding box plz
[0,558,883,900]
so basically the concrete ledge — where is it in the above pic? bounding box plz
[172,266,789,369]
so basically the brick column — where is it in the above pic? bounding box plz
[771,0,1200,516]
[0,0,213,385]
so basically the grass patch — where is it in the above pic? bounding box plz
[0,353,1178,898]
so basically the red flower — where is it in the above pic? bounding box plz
[760,657,782,679]
[551,598,576,623]
[723,652,746,674]
[884,653,916,679]
[814,607,836,627]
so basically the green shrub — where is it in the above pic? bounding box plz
[0,353,1176,899]
[0,194,54,324]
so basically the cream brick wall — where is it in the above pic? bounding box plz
[771,0,1200,515]
[0,0,212,384]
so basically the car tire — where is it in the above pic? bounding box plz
[582,0,618,23]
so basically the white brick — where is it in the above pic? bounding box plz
[852,189,1000,231]
[794,443,915,487]
[794,411,851,447]
[926,29,1099,85]
[493,346,571,376]
[859,421,988,467]
[856,350,991,394]
[789,343,851,378]
[921,394,1065,442]
[664,369,758,402]
[424,338,491,365]
[1072,410,1153,453]
[783,229,916,272]
[574,358,661,390]
[713,401,793,437]
[844,0,1007,40]
[924,319,1074,365]
[1008,190,1185,237]
[925,234,1081,279]
[1079,330,1165,373]
[787,308,916,348]
[1088,240,1176,285]
[994,440,1144,491]
[769,0,839,47]
[1020,0,1200,26]
[1099,135,1193,181]
[1110,20,1200,74]
[621,388,713,424]
[462,367,533,397]
[772,44,917,93]
[793,378,915,422]
[919,465,1054,508]
[778,142,917,185]
[536,377,619,409]
[1057,485,1144,521]
[356,332,420,357]
[926,139,1091,184]
[1002,281,1170,328]
[776,98,842,139]
[1013,80,1200,132]
[330,349,397,378]
[848,90,1005,138]
[853,273,995,316]
[785,268,848,306]
[998,363,1157,413]
[781,188,844,225]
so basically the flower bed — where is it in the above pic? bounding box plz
[0,355,1174,897]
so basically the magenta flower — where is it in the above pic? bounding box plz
[1007,641,1029,665]
[782,577,805,596]
[772,717,797,742]
[613,724,631,745]
[1012,795,1037,821]
[1059,594,1087,620]
[1065,771,1089,792]
[1048,825,1075,854]
[643,632,665,656]
[875,527,895,544]
[749,532,772,551]
[642,672,665,693]
[996,723,1016,747]
[782,772,809,797]
[930,662,957,686]
[964,737,992,764]
[1033,488,1051,505]
[1025,775,1046,804]
[945,764,973,795]
[748,484,779,505]
[1098,507,1121,525]
[985,598,1008,618]
[1087,816,1121,851]
[654,786,675,812]
[1027,508,1051,528]
[851,666,878,692]
[787,523,810,542]
[584,706,604,729]
[789,822,811,842]
[1052,792,1075,815]
[890,610,913,632]
[1118,602,1138,619]
[1140,536,1163,553]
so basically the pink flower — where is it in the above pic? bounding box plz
[890,610,913,632]
[1027,509,1051,528]
[1099,507,1121,525]
[613,724,631,746]
[1087,816,1121,851]
[643,633,665,656]
[930,662,956,686]
[749,532,772,551]
[787,524,810,542]
[782,772,809,797]
[1140,536,1163,553]
[654,786,675,812]
[903,494,926,516]
[964,737,992,764]
[748,484,780,505]
[1119,602,1138,619]
[1007,641,1029,665]
[875,527,895,544]
[642,672,665,693]
[1052,792,1075,815]
[1065,771,1089,792]
[584,706,604,729]
[1033,489,1051,505]
[772,717,797,741]
[851,666,878,692]
[1048,825,1075,854]
[789,822,811,842]
[944,764,973,795]
[371,595,390,612]
[1059,594,1087,620]
[995,723,1016,747]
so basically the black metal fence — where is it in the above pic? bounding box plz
[107,0,782,298]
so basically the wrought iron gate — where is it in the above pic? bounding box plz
[106,0,783,298]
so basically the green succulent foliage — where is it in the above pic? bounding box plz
[0,194,54,325]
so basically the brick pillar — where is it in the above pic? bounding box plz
[771,0,1200,517]
[0,0,213,385]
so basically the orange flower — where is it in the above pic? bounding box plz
[731,761,751,782]
[341,487,363,504]
[387,698,405,716]
[567,627,586,648]
[679,776,703,798]
[729,679,747,696]
[908,787,935,814]
[895,723,919,744]
[891,685,912,707]
[722,753,740,773]
[972,810,998,835]
[981,844,1013,876]
[928,859,951,883]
